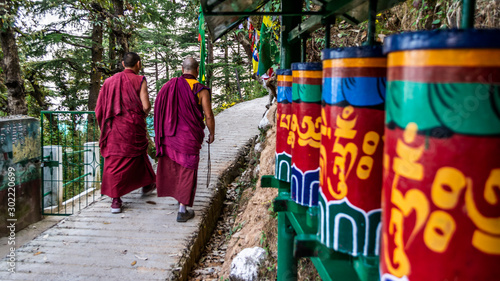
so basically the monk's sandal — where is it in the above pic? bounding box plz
[111,198,122,214]
[141,183,156,196]
[176,209,195,222]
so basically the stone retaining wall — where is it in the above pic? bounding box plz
[0,116,41,236]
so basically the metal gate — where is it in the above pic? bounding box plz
[40,111,103,215]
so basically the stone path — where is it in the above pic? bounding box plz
[0,96,269,281]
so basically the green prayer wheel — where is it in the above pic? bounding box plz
[290,62,322,207]
[276,69,293,182]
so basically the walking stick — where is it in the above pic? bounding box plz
[207,142,211,189]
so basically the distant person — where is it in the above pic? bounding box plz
[154,57,215,222]
[96,52,156,214]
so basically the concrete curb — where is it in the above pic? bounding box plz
[168,138,255,281]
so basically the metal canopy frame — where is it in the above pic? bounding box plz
[202,11,326,16]
[201,0,272,41]
[203,0,476,44]
[201,0,405,43]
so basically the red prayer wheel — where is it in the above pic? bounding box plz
[381,29,500,281]
[290,62,322,207]
[275,69,293,182]
[318,46,387,257]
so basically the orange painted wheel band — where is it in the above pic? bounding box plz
[388,49,500,67]
[278,75,293,82]
[292,70,323,78]
[323,58,387,68]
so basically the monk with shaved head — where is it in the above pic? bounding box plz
[154,57,215,222]
[96,52,156,213]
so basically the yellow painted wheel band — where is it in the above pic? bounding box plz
[292,70,323,78]
[388,49,500,67]
[323,58,387,68]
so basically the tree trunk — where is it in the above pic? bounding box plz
[206,38,214,88]
[0,0,27,115]
[88,6,104,111]
[206,37,214,88]
[112,0,129,70]
[155,51,159,94]
[108,29,116,70]
[165,55,169,81]
[25,73,62,141]
[224,36,230,93]
[26,72,46,109]
[234,68,242,100]
[234,32,252,64]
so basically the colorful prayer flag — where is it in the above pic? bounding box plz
[252,47,259,74]
[252,29,260,74]
[198,5,206,84]
[257,16,276,76]
[248,21,255,53]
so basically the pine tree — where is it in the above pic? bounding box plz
[0,0,27,115]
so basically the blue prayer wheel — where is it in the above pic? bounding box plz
[290,62,322,207]
[319,46,387,257]
[276,69,293,182]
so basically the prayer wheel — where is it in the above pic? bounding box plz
[275,69,293,182]
[290,62,322,207]
[318,46,387,257]
[381,29,500,281]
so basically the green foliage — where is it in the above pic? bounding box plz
[267,202,277,219]
[0,0,267,117]
[41,112,101,202]
[134,0,199,95]
[406,0,452,30]
[212,59,268,115]
[0,0,202,116]
[260,230,267,246]
[226,221,245,240]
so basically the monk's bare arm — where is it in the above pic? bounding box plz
[200,89,215,144]
[140,80,151,115]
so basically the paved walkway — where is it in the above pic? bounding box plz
[0,96,269,281]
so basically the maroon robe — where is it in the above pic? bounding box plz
[96,69,156,198]
[154,74,210,206]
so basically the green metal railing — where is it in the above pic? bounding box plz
[40,111,103,216]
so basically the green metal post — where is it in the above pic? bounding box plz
[278,212,298,280]
[306,206,318,230]
[40,112,44,212]
[276,177,297,280]
[325,21,331,49]
[280,0,302,69]
[277,1,302,280]
[366,0,378,46]
[322,15,335,49]
[301,35,308,62]
[461,0,476,28]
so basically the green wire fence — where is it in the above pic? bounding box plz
[40,111,103,216]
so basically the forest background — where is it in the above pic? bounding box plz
[1,0,498,118]
[0,0,270,119]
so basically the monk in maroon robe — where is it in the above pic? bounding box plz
[154,57,215,222]
[96,52,156,214]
